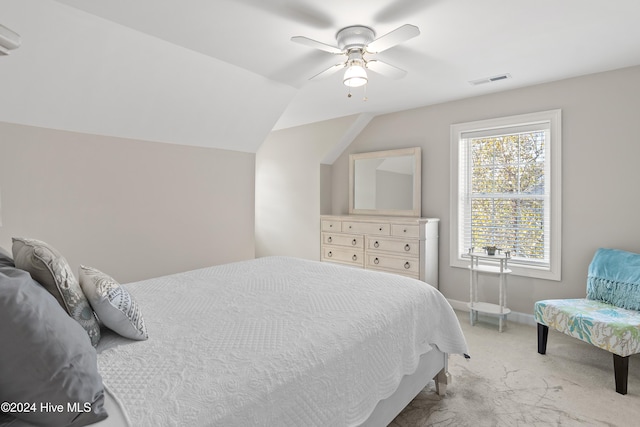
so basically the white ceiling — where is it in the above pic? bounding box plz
[1,0,640,152]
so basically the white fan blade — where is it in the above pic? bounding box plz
[374,0,433,23]
[366,24,420,53]
[236,0,333,29]
[309,63,345,80]
[291,36,343,54]
[366,60,407,79]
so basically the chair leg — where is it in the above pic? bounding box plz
[613,354,629,395]
[537,323,549,354]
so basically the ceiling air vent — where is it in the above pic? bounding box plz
[469,73,511,86]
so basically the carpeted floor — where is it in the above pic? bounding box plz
[390,310,640,427]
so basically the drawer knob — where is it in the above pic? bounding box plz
[352,239,357,246]
[328,236,332,243]
[403,228,407,233]
[352,254,358,261]
[374,241,379,248]
[379,227,383,231]
[404,261,411,269]
[328,251,332,257]
[404,244,411,251]
[374,257,379,265]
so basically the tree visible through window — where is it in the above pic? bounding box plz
[469,130,546,261]
[451,110,561,280]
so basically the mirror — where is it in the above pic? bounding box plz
[349,147,421,217]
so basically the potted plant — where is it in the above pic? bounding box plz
[484,246,499,256]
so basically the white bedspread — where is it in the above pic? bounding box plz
[96,256,467,427]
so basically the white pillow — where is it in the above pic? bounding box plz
[79,265,148,341]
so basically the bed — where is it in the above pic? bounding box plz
[95,256,468,426]
[1,242,467,427]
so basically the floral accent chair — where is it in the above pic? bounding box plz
[535,248,640,395]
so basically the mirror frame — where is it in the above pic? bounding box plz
[349,147,422,217]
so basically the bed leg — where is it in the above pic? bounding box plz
[434,368,450,396]
[613,354,629,395]
[537,323,549,354]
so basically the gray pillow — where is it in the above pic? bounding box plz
[0,264,108,426]
[79,265,148,341]
[12,238,100,346]
[0,246,13,268]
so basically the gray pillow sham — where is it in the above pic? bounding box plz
[0,245,13,268]
[0,264,108,426]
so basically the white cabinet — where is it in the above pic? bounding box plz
[467,252,511,332]
[320,215,439,287]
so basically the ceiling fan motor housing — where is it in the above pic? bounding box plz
[336,26,375,51]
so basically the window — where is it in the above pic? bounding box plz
[450,110,561,280]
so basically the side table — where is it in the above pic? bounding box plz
[467,252,511,332]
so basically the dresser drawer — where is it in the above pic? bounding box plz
[322,233,364,248]
[366,253,420,275]
[391,224,420,238]
[321,220,342,232]
[322,246,364,267]
[366,237,419,256]
[319,215,439,287]
[342,221,390,235]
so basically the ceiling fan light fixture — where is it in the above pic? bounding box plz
[292,23,420,91]
[343,63,368,87]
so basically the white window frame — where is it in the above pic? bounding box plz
[450,109,562,280]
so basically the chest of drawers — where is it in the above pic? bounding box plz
[320,215,439,287]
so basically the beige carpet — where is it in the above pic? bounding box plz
[390,310,640,427]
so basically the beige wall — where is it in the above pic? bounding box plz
[255,115,360,259]
[0,122,255,283]
[328,65,640,315]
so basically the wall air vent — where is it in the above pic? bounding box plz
[469,73,512,86]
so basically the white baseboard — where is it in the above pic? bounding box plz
[447,298,536,327]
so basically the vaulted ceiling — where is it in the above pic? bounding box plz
[1,0,639,152]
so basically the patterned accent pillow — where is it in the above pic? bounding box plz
[79,265,148,341]
[12,237,100,346]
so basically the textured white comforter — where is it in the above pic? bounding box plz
[96,256,467,427]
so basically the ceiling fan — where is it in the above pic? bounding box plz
[291,24,420,88]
